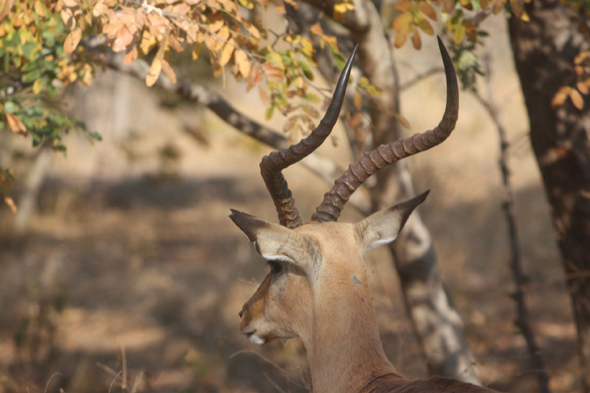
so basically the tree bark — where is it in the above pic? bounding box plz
[508,2,590,390]
[300,0,480,383]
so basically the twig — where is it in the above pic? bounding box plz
[120,342,128,392]
[98,51,372,215]
[44,372,62,393]
[399,67,444,91]
[96,362,121,378]
[130,370,145,393]
[471,53,551,393]
[263,371,287,393]
[108,371,123,393]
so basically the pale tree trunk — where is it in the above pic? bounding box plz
[300,0,480,383]
[509,2,590,390]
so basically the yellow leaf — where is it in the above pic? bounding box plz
[310,23,323,36]
[219,40,235,66]
[146,58,162,86]
[235,49,251,78]
[64,28,82,54]
[192,42,202,60]
[4,196,17,213]
[577,82,589,95]
[453,22,466,45]
[394,29,410,48]
[418,2,437,21]
[161,59,177,83]
[416,15,434,35]
[271,0,285,14]
[570,89,584,109]
[354,89,362,110]
[393,12,413,32]
[34,0,46,17]
[33,79,43,94]
[551,86,571,108]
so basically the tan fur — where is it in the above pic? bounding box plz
[232,197,500,393]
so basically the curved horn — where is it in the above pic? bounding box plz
[311,37,459,223]
[260,45,358,228]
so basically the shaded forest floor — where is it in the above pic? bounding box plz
[0,136,583,392]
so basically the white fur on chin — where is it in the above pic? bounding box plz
[249,334,265,345]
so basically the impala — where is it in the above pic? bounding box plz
[230,37,499,393]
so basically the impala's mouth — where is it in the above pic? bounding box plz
[244,331,266,345]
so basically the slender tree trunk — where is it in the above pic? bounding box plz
[508,2,590,390]
[300,0,480,383]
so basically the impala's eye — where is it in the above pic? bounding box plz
[269,261,282,274]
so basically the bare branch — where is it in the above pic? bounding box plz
[399,67,444,91]
[471,53,551,393]
[99,52,371,215]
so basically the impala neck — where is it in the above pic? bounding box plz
[301,261,400,393]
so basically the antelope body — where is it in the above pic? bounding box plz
[230,38,500,393]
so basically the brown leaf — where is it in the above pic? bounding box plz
[393,12,412,32]
[4,196,17,213]
[412,30,422,50]
[146,58,162,86]
[6,114,27,136]
[442,0,455,13]
[394,0,414,12]
[61,8,75,29]
[124,45,138,65]
[570,89,584,109]
[161,59,177,83]
[259,87,270,107]
[418,2,437,20]
[64,28,82,54]
[349,112,363,128]
[394,113,411,129]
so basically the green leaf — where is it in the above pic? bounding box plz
[299,61,314,80]
[3,101,18,114]
[265,104,275,120]
[23,69,42,83]
[304,93,320,103]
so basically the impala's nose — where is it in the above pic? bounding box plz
[238,310,243,318]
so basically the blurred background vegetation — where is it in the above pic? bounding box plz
[1,0,589,392]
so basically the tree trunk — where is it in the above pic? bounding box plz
[508,2,590,390]
[300,0,481,383]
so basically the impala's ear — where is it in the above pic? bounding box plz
[355,191,430,255]
[229,210,309,266]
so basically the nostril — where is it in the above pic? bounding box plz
[239,310,243,318]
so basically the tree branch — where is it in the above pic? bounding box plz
[471,54,551,393]
[99,52,370,215]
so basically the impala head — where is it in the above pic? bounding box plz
[231,37,458,346]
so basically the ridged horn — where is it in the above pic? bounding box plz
[311,36,459,223]
[260,45,358,228]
